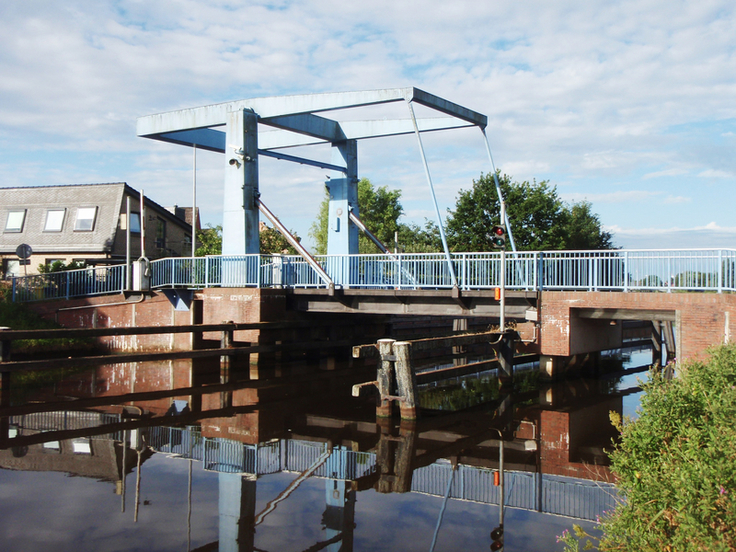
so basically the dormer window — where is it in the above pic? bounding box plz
[75,207,97,231]
[44,209,66,232]
[4,210,26,233]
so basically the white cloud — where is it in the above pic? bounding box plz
[0,0,735,248]
[563,190,660,203]
[664,195,691,204]
[698,169,733,178]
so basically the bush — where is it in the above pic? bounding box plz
[561,346,736,551]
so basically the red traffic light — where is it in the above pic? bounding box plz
[490,226,506,248]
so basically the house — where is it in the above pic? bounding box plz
[0,183,198,278]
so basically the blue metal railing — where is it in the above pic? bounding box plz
[11,264,126,302]
[10,249,736,301]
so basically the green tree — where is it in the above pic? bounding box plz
[195,224,222,256]
[309,178,404,254]
[195,223,301,255]
[445,173,614,251]
[397,220,442,253]
[259,223,300,254]
[565,201,613,250]
[38,260,86,273]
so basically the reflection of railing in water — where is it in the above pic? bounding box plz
[6,416,616,521]
[413,460,616,521]
[10,411,124,440]
[147,427,612,521]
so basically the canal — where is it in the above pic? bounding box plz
[0,344,647,551]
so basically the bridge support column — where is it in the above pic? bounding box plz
[326,140,358,286]
[222,109,259,256]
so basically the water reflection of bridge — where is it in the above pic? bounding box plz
[149,428,616,522]
[4,407,616,523]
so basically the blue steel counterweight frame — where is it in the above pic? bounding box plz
[136,88,496,288]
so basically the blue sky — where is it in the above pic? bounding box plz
[1,0,734,250]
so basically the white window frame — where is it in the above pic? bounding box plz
[5,209,26,233]
[74,206,98,231]
[44,208,66,232]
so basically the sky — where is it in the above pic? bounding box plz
[0,0,734,251]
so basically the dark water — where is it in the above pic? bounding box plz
[0,347,647,552]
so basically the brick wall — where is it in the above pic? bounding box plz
[540,291,736,361]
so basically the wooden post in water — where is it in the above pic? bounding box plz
[376,339,395,418]
[394,341,418,420]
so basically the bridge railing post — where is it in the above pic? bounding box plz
[718,250,723,294]
[535,251,544,291]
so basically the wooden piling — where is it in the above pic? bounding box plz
[376,339,395,418]
[394,341,418,420]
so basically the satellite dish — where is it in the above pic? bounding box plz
[16,243,32,260]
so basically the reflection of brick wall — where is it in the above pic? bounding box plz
[540,291,736,361]
[539,409,614,481]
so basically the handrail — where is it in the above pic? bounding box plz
[10,248,736,301]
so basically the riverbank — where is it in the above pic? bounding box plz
[561,344,736,551]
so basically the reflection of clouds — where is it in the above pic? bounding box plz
[0,455,221,552]
[1,455,606,552]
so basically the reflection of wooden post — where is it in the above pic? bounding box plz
[497,332,514,387]
[375,424,394,494]
[221,320,233,374]
[394,342,417,420]
[377,339,395,418]
[394,420,417,492]
[375,420,417,493]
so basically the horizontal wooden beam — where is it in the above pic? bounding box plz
[353,330,506,358]
[574,307,676,322]
[0,319,340,342]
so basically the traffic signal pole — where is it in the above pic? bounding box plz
[499,201,506,332]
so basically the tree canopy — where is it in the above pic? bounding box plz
[195,223,301,256]
[195,224,222,256]
[444,173,613,251]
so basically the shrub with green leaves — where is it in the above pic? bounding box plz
[561,345,736,551]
